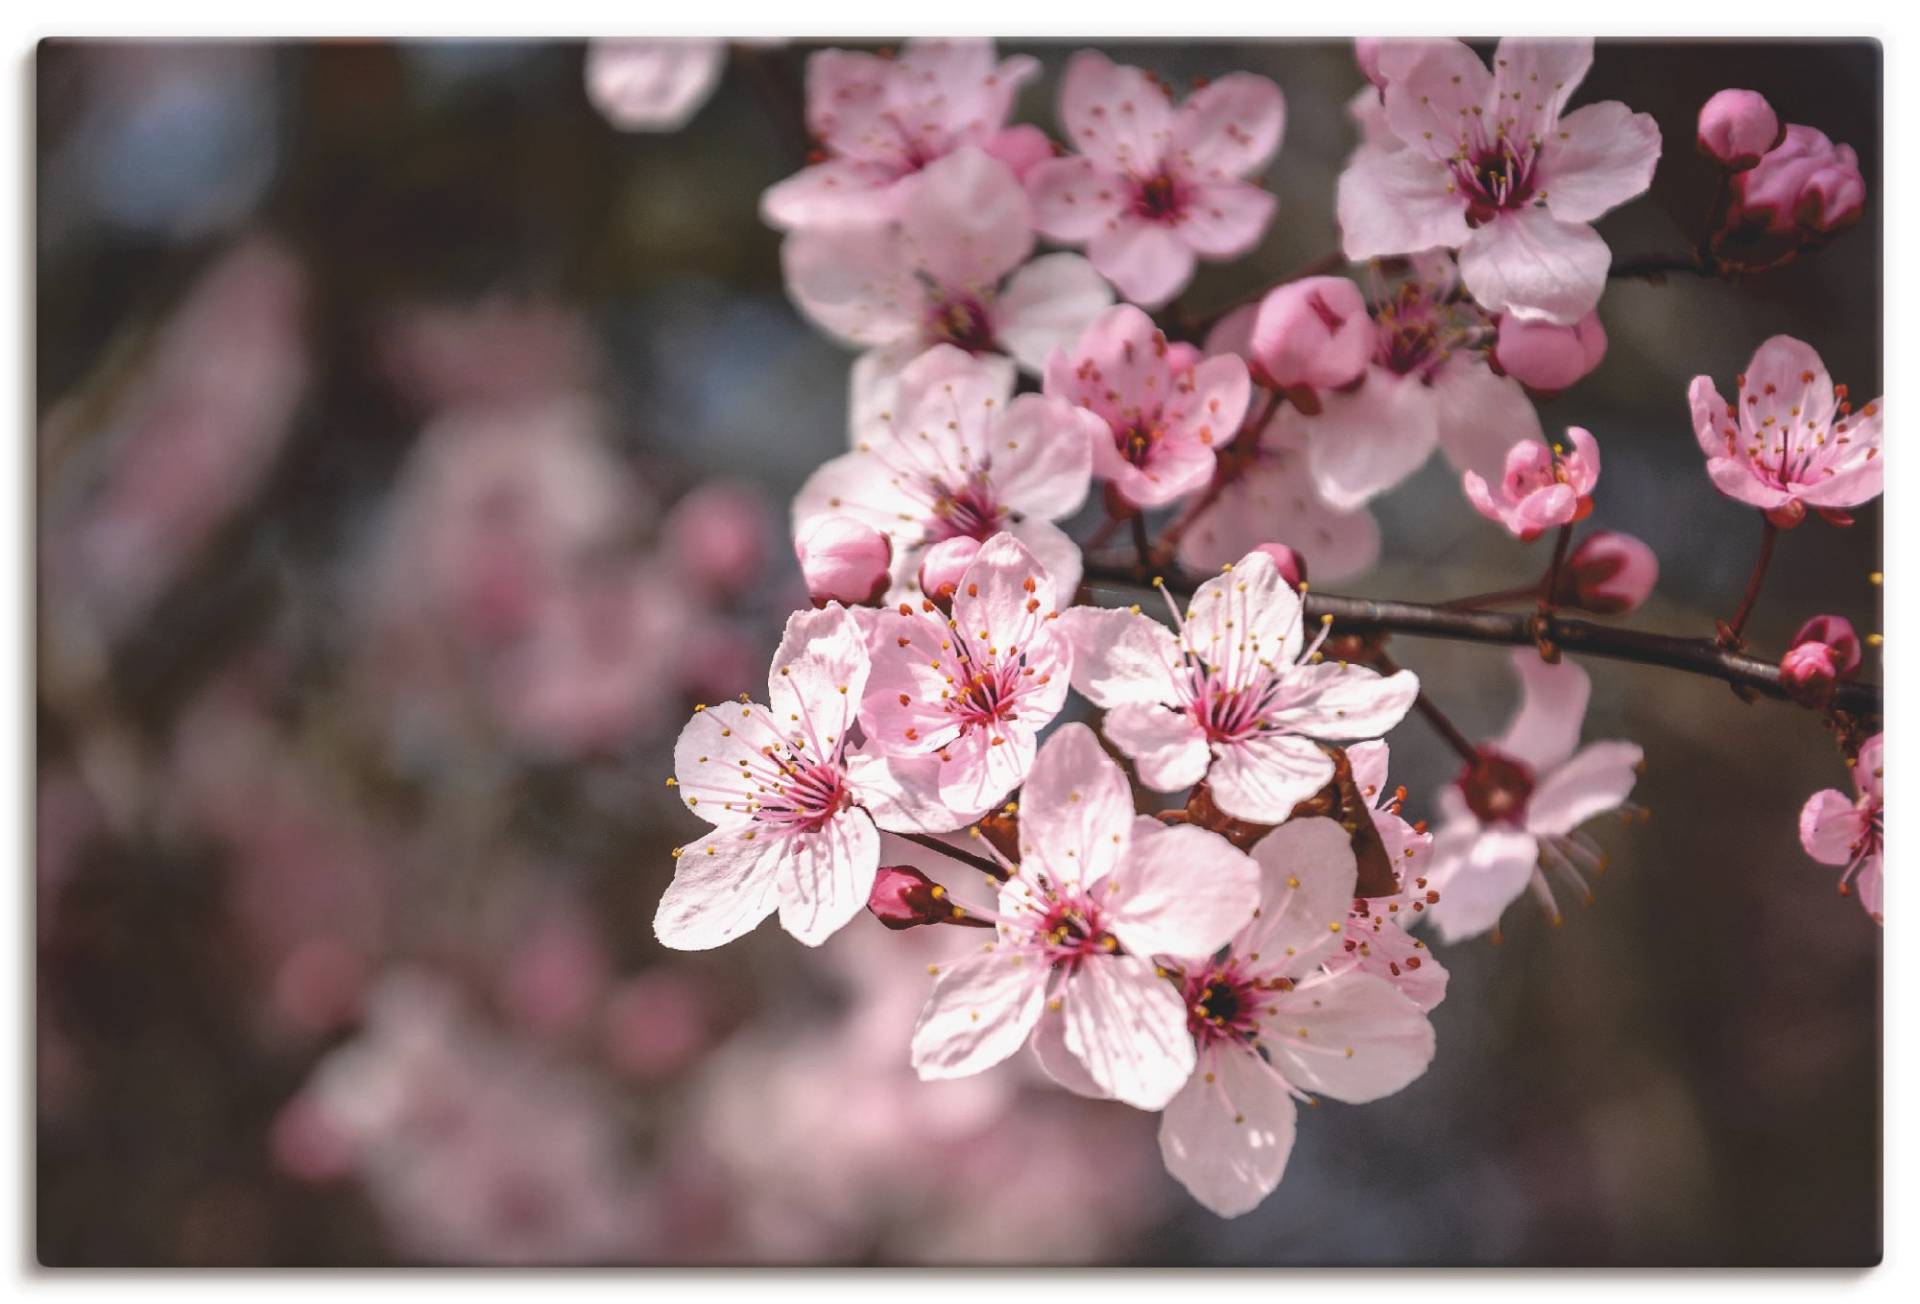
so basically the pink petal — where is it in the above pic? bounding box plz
[1059,48,1175,175]
[1496,645,1590,773]
[1264,970,1435,1102]
[1432,363,1545,486]
[1539,100,1662,225]
[1423,826,1540,944]
[781,223,924,348]
[1346,738,1392,800]
[653,827,781,950]
[950,530,1060,663]
[1689,374,1736,459]
[1088,219,1199,309]
[1243,816,1360,965]
[1705,456,1791,509]
[1031,1003,1112,1098]
[1742,335,1837,443]
[1336,145,1471,260]
[1025,155,1128,243]
[1006,519,1086,609]
[1208,731,1336,825]
[1056,606,1184,708]
[768,604,871,743]
[909,948,1047,1080]
[775,808,881,945]
[1527,741,1643,838]
[1061,953,1195,1109]
[1170,72,1286,181]
[1158,1046,1298,1218]
[1176,181,1278,259]
[1457,207,1611,326]
[1105,702,1212,792]
[1106,823,1261,960]
[585,38,725,133]
[760,157,906,230]
[1488,38,1593,144]
[1018,722,1134,888]
[1045,302,1172,424]
[988,392,1100,519]
[993,253,1115,373]
[1799,787,1864,866]
[899,147,1035,292]
[1857,734,1884,803]
[1175,455,1381,584]
[804,47,896,161]
[1267,662,1421,740]
[1380,39,1495,161]
[1181,549,1308,667]
[1290,367,1441,510]
[844,748,978,835]
[980,123,1056,181]
[935,722,1040,815]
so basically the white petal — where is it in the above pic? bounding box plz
[1158,1046,1298,1218]
[1292,368,1441,510]
[653,827,781,951]
[1424,826,1539,943]
[1268,663,1420,741]
[1457,208,1610,326]
[1539,101,1662,225]
[1107,823,1261,962]
[993,253,1115,374]
[1528,741,1642,837]
[768,604,871,748]
[775,808,881,946]
[1264,970,1435,1103]
[1055,606,1184,708]
[1017,722,1135,889]
[1495,645,1590,772]
[1244,816,1358,966]
[1104,702,1211,792]
[910,947,1047,1080]
[1061,953,1196,1109]
[1030,1002,1112,1099]
[1207,732,1335,825]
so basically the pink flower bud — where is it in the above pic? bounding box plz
[918,535,982,609]
[1354,38,1388,90]
[795,516,891,607]
[1780,641,1841,707]
[1730,124,1866,239]
[1251,542,1308,589]
[1790,614,1863,678]
[1550,530,1658,615]
[1696,89,1782,170]
[867,865,956,930]
[1250,276,1373,392]
[1494,311,1608,393]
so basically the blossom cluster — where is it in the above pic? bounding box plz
[622,36,1885,1222]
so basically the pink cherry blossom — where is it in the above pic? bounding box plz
[1255,256,1543,510]
[1780,615,1863,708]
[1157,817,1436,1217]
[585,39,726,133]
[1728,125,1864,239]
[796,515,893,607]
[1688,335,1883,520]
[1058,549,1420,823]
[1799,732,1883,924]
[794,345,1105,601]
[910,723,1260,1109]
[1464,428,1601,540]
[1026,50,1285,308]
[783,147,1114,378]
[762,39,1042,230]
[1423,649,1643,942]
[1342,741,1450,1013]
[1337,38,1661,325]
[656,604,887,950]
[1045,303,1251,509]
[861,532,1071,815]
[1248,275,1374,392]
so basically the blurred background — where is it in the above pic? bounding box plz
[34,37,1881,1266]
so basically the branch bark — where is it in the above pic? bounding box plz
[1082,567,1882,717]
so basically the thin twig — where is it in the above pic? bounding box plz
[896,831,1010,882]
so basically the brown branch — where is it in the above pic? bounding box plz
[896,831,1010,882]
[1082,566,1881,718]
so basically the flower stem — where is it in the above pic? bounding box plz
[897,831,1010,882]
[1541,523,1575,612]
[1376,651,1480,765]
[1721,515,1780,646]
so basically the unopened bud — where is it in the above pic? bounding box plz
[1729,124,1866,240]
[1494,310,1608,393]
[918,536,982,611]
[1250,276,1373,392]
[795,515,891,607]
[867,865,955,930]
[1550,530,1658,615]
[1780,614,1862,708]
[1696,88,1782,170]
[1251,542,1308,589]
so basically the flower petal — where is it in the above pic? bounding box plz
[1176,181,1278,259]
[1336,145,1470,260]
[1105,702,1212,792]
[1025,155,1128,242]
[1424,826,1539,943]
[1264,970,1435,1103]
[1432,362,1544,486]
[988,393,1102,520]
[1289,368,1442,511]
[1018,721,1134,889]
[1208,732,1335,825]
[1539,100,1662,224]
[1030,1001,1112,1098]
[1059,49,1175,174]
[781,222,924,348]
[899,147,1035,292]
[1088,219,1199,309]
[1269,662,1421,741]
[1496,645,1589,772]
[1457,207,1610,326]
[993,253,1116,374]
[1107,822,1261,961]
[653,827,782,950]
[1799,787,1864,867]
[1527,741,1642,837]
[1056,606,1184,708]
[910,947,1047,1080]
[1158,1046,1298,1218]
[1061,953,1195,1109]
[1244,815,1358,967]
[1170,72,1286,181]
[769,604,870,747]
[775,808,881,946]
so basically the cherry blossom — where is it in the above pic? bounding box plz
[1464,428,1601,540]
[656,604,886,950]
[1343,741,1450,1013]
[1157,817,1437,1217]
[1025,50,1285,308]
[1250,255,1543,510]
[861,532,1071,815]
[782,147,1114,378]
[1688,334,1883,524]
[762,39,1042,230]
[910,723,1260,1109]
[585,39,727,133]
[1696,88,1781,171]
[1800,732,1883,924]
[1423,649,1643,942]
[1046,304,1250,509]
[1058,549,1420,823]
[794,345,1105,601]
[1337,38,1661,325]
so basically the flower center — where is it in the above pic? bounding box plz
[930,476,1006,541]
[928,296,997,354]
[1457,747,1536,826]
[1454,138,1539,225]
[1036,893,1118,971]
[1183,963,1265,1047]
[761,760,850,834]
[1133,171,1188,223]
[1116,419,1165,468]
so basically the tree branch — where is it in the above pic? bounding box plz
[1082,567,1882,717]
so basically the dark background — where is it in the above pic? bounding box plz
[35,38,1882,1266]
